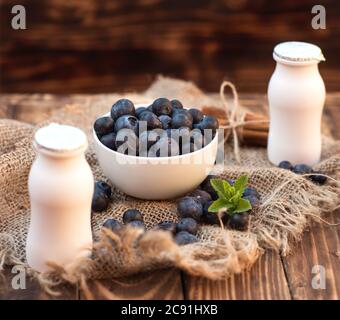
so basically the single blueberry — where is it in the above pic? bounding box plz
[111,99,135,121]
[309,173,327,185]
[190,128,204,150]
[136,106,147,118]
[195,116,219,133]
[201,201,229,225]
[159,115,172,130]
[96,181,112,199]
[114,115,139,135]
[171,112,193,130]
[154,221,177,235]
[171,127,191,151]
[227,179,235,185]
[229,213,249,231]
[123,209,143,223]
[176,218,198,235]
[102,219,122,233]
[94,116,114,138]
[115,128,139,156]
[172,108,193,121]
[92,188,110,212]
[200,175,219,200]
[177,197,203,221]
[100,132,117,150]
[243,187,260,199]
[164,128,173,139]
[171,99,183,110]
[127,220,145,230]
[152,98,172,116]
[149,136,179,157]
[138,129,163,155]
[175,231,198,245]
[278,160,293,171]
[139,111,162,130]
[292,164,313,174]
[202,201,218,225]
[192,123,200,130]
[243,194,260,207]
[188,108,204,124]
[189,189,212,205]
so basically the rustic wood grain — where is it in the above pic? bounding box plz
[0,266,78,300]
[1,0,339,93]
[80,269,184,300]
[183,251,291,300]
[1,0,338,51]
[281,211,340,300]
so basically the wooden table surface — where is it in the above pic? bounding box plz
[0,93,339,300]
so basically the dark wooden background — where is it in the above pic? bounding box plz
[0,0,339,94]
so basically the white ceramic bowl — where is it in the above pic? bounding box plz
[93,105,218,200]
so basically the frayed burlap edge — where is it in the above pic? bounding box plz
[0,226,262,296]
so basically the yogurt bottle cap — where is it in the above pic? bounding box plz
[273,41,325,65]
[34,123,88,155]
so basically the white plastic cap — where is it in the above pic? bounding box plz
[34,123,87,153]
[273,41,325,65]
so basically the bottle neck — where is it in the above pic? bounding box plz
[34,144,86,167]
[275,61,320,77]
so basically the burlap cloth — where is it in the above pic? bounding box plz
[0,77,339,289]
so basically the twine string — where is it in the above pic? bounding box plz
[219,81,269,164]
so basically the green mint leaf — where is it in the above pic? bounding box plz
[222,180,232,198]
[234,175,249,194]
[208,198,230,213]
[210,179,228,200]
[230,190,242,205]
[234,198,252,213]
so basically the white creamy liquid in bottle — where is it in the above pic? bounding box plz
[267,41,326,166]
[26,123,94,272]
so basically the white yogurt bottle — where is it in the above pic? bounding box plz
[26,123,93,272]
[267,41,326,166]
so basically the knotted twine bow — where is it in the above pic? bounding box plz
[219,81,269,164]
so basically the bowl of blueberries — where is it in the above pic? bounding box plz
[93,98,220,200]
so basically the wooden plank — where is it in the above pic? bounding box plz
[2,0,340,93]
[281,211,340,300]
[183,251,291,300]
[1,0,339,51]
[0,266,78,300]
[80,269,184,300]
[2,50,340,94]
[0,93,98,124]
[6,94,91,124]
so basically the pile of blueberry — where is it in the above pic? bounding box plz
[94,98,219,157]
[102,208,198,246]
[95,175,261,246]
[278,161,327,185]
[103,209,146,232]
